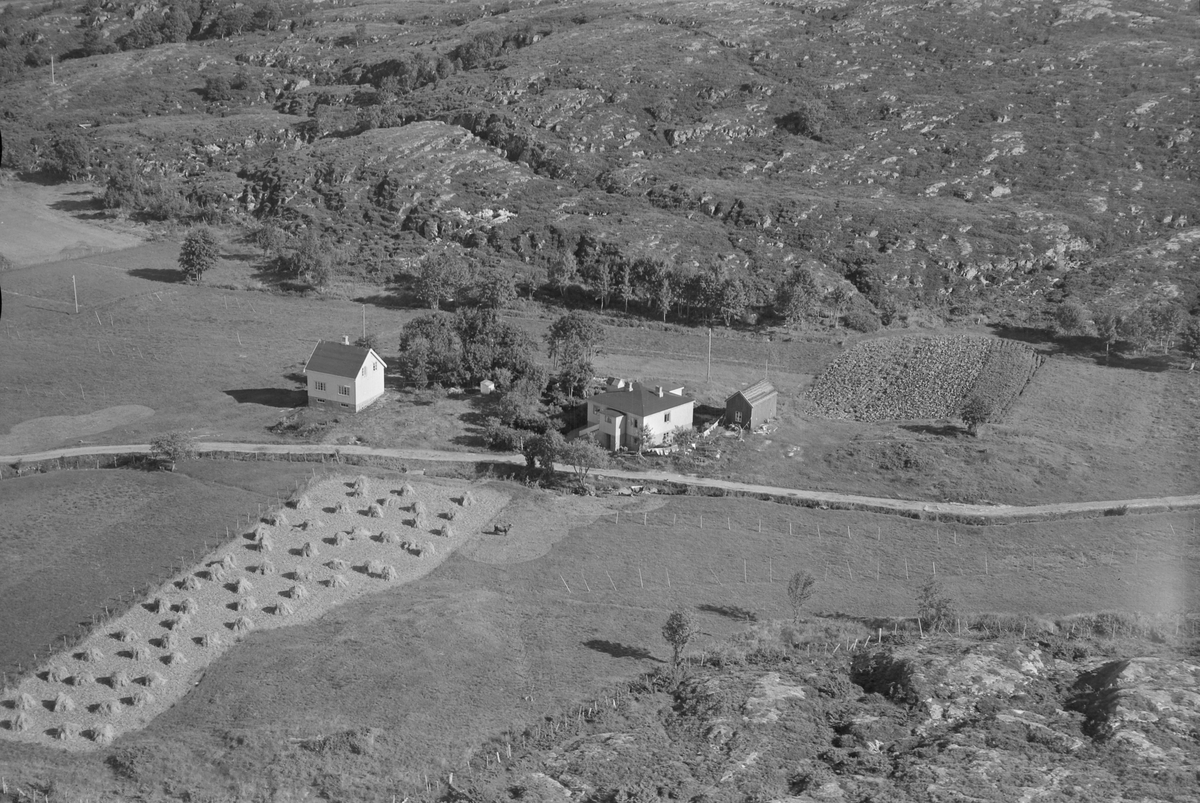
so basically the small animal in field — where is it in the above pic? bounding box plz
[494,522,511,536]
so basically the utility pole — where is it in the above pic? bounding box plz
[50,54,55,85]
[707,328,712,381]
[73,275,78,313]
[361,304,366,341]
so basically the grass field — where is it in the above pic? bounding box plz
[0,474,1195,799]
[0,461,321,681]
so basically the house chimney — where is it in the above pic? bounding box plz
[655,386,664,397]
[342,335,350,345]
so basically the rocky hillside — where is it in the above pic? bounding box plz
[2,0,1198,322]
[461,634,1200,802]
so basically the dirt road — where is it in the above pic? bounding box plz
[4,441,1199,525]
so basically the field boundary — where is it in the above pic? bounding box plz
[3,442,1199,526]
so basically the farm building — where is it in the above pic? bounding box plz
[303,337,387,412]
[725,380,777,430]
[580,379,694,452]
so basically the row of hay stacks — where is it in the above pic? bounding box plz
[0,476,507,751]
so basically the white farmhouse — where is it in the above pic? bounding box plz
[582,379,694,452]
[303,337,387,413]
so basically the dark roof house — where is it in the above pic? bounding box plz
[725,379,777,430]
[588,381,694,418]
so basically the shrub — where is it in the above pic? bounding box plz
[149,430,197,470]
[916,580,957,635]
[844,309,880,333]
[178,228,219,282]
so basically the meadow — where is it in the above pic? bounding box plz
[0,469,1195,799]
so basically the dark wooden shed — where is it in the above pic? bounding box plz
[725,380,778,430]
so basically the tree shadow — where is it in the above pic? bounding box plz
[583,639,662,662]
[697,603,758,622]
[49,194,104,215]
[225,388,307,407]
[129,267,184,283]
[450,392,495,448]
[899,423,963,438]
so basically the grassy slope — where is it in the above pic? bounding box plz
[1,479,1195,799]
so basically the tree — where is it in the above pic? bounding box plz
[1118,305,1154,355]
[1180,316,1200,370]
[777,266,819,328]
[396,315,463,386]
[279,228,334,288]
[354,333,380,351]
[1149,303,1185,355]
[46,132,91,181]
[559,437,609,490]
[545,310,605,370]
[826,285,854,328]
[475,266,519,309]
[523,429,564,474]
[915,580,958,635]
[661,609,698,677]
[1092,303,1124,363]
[416,256,469,310]
[960,393,996,437]
[204,75,233,102]
[618,260,634,312]
[546,254,579,299]
[652,267,676,322]
[178,227,219,282]
[1053,300,1093,339]
[149,430,197,471]
[455,307,539,385]
[718,278,748,326]
[786,572,817,625]
[584,259,613,310]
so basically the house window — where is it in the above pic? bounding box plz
[373,362,378,372]
[664,412,671,422]
[633,419,638,428]
[338,385,350,396]
[734,411,742,423]
[593,405,602,414]
[341,403,351,409]
[361,366,367,377]
[314,381,326,392]
[605,415,613,424]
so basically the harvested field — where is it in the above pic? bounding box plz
[0,474,507,750]
[805,335,1040,422]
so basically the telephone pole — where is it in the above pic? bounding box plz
[707,328,712,381]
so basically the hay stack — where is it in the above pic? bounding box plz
[159,632,179,651]
[115,628,140,643]
[443,509,457,521]
[380,565,399,581]
[351,526,373,539]
[255,560,276,576]
[332,531,348,546]
[80,646,104,662]
[412,500,427,517]
[258,534,274,553]
[273,601,294,617]
[234,596,257,612]
[198,633,222,649]
[327,558,350,571]
[233,577,254,593]
[328,574,349,588]
[47,664,70,682]
[460,491,475,507]
[163,652,187,666]
[178,599,198,615]
[71,672,95,687]
[267,511,288,528]
[288,584,309,600]
[367,502,385,518]
[142,672,167,688]
[380,530,403,544]
[232,616,255,634]
[179,575,201,591]
[148,597,170,614]
[92,724,116,744]
[127,645,149,662]
[291,494,312,511]
[16,693,38,711]
[130,690,154,708]
[12,712,30,732]
[95,699,120,717]
[352,475,369,497]
[383,495,400,508]
[167,615,191,630]
[366,559,386,577]
[335,500,352,514]
[110,670,131,689]
[207,566,229,583]
[219,554,237,570]
[398,482,416,497]
[51,723,75,741]
[437,524,454,538]
[252,523,272,541]
[52,692,76,713]
[292,566,313,581]
[300,541,318,558]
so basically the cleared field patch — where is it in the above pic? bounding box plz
[0,467,298,680]
[0,474,507,750]
[17,487,1191,797]
[806,335,1040,421]
[0,178,144,266]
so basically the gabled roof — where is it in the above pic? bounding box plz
[589,382,694,418]
[727,379,777,406]
[303,340,385,378]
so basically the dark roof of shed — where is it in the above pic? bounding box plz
[589,382,694,417]
[303,341,384,378]
[726,379,777,406]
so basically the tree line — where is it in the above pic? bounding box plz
[1053,297,1200,365]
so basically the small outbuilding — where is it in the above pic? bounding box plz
[479,379,495,395]
[304,337,387,412]
[725,380,777,430]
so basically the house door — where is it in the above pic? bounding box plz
[603,432,613,450]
